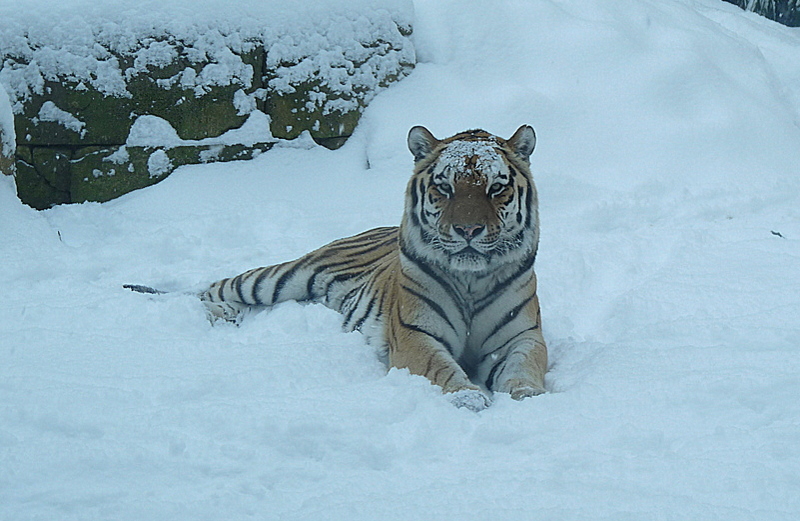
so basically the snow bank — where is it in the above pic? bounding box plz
[2,0,800,520]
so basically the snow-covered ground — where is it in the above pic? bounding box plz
[3,0,800,519]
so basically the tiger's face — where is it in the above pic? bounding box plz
[401,126,540,273]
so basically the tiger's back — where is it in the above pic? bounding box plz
[202,125,547,411]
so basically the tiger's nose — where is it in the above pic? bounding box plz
[453,223,485,240]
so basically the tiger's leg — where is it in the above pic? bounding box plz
[487,333,547,400]
[200,264,285,322]
[388,310,491,411]
[200,227,399,323]
[200,254,330,323]
[478,298,548,400]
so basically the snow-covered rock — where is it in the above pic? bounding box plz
[0,0,415,208]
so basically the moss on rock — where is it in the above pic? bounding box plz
[69,141,276,204]
[13,146,71,209]
[16,81,133,147]
[265,79,362,144]
[71,146,164,203]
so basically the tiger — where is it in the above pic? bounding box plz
[201,125,547,411]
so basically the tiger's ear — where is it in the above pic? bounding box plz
[407,126,439,162]
[507,125,536,161]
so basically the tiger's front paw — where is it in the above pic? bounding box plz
[447,389,492,412]
[496,377,545,401]
[509,385,545,401]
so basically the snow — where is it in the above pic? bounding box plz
[126,111,275,148]
[146,149,172,178]
[3,0,800,520]
[437,138,505,178]
[37,100,87,136]
[0,82,12,157]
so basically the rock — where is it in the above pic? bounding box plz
[0,2,415,208]
[70,142,276,204]
[263,23,415,146]
[17,47,264,147]
[124,46,265,140]
[70,146,164,204]
[16,81,131,147]
[13,146,71,209]
[265,78,364,144]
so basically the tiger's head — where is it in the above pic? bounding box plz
[400,125,540,273]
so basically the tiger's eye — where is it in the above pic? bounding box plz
[489,183,505,195]
[435,184,453,197]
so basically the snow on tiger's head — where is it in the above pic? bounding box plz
[401,126,540,273]
[434,138,506,182]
